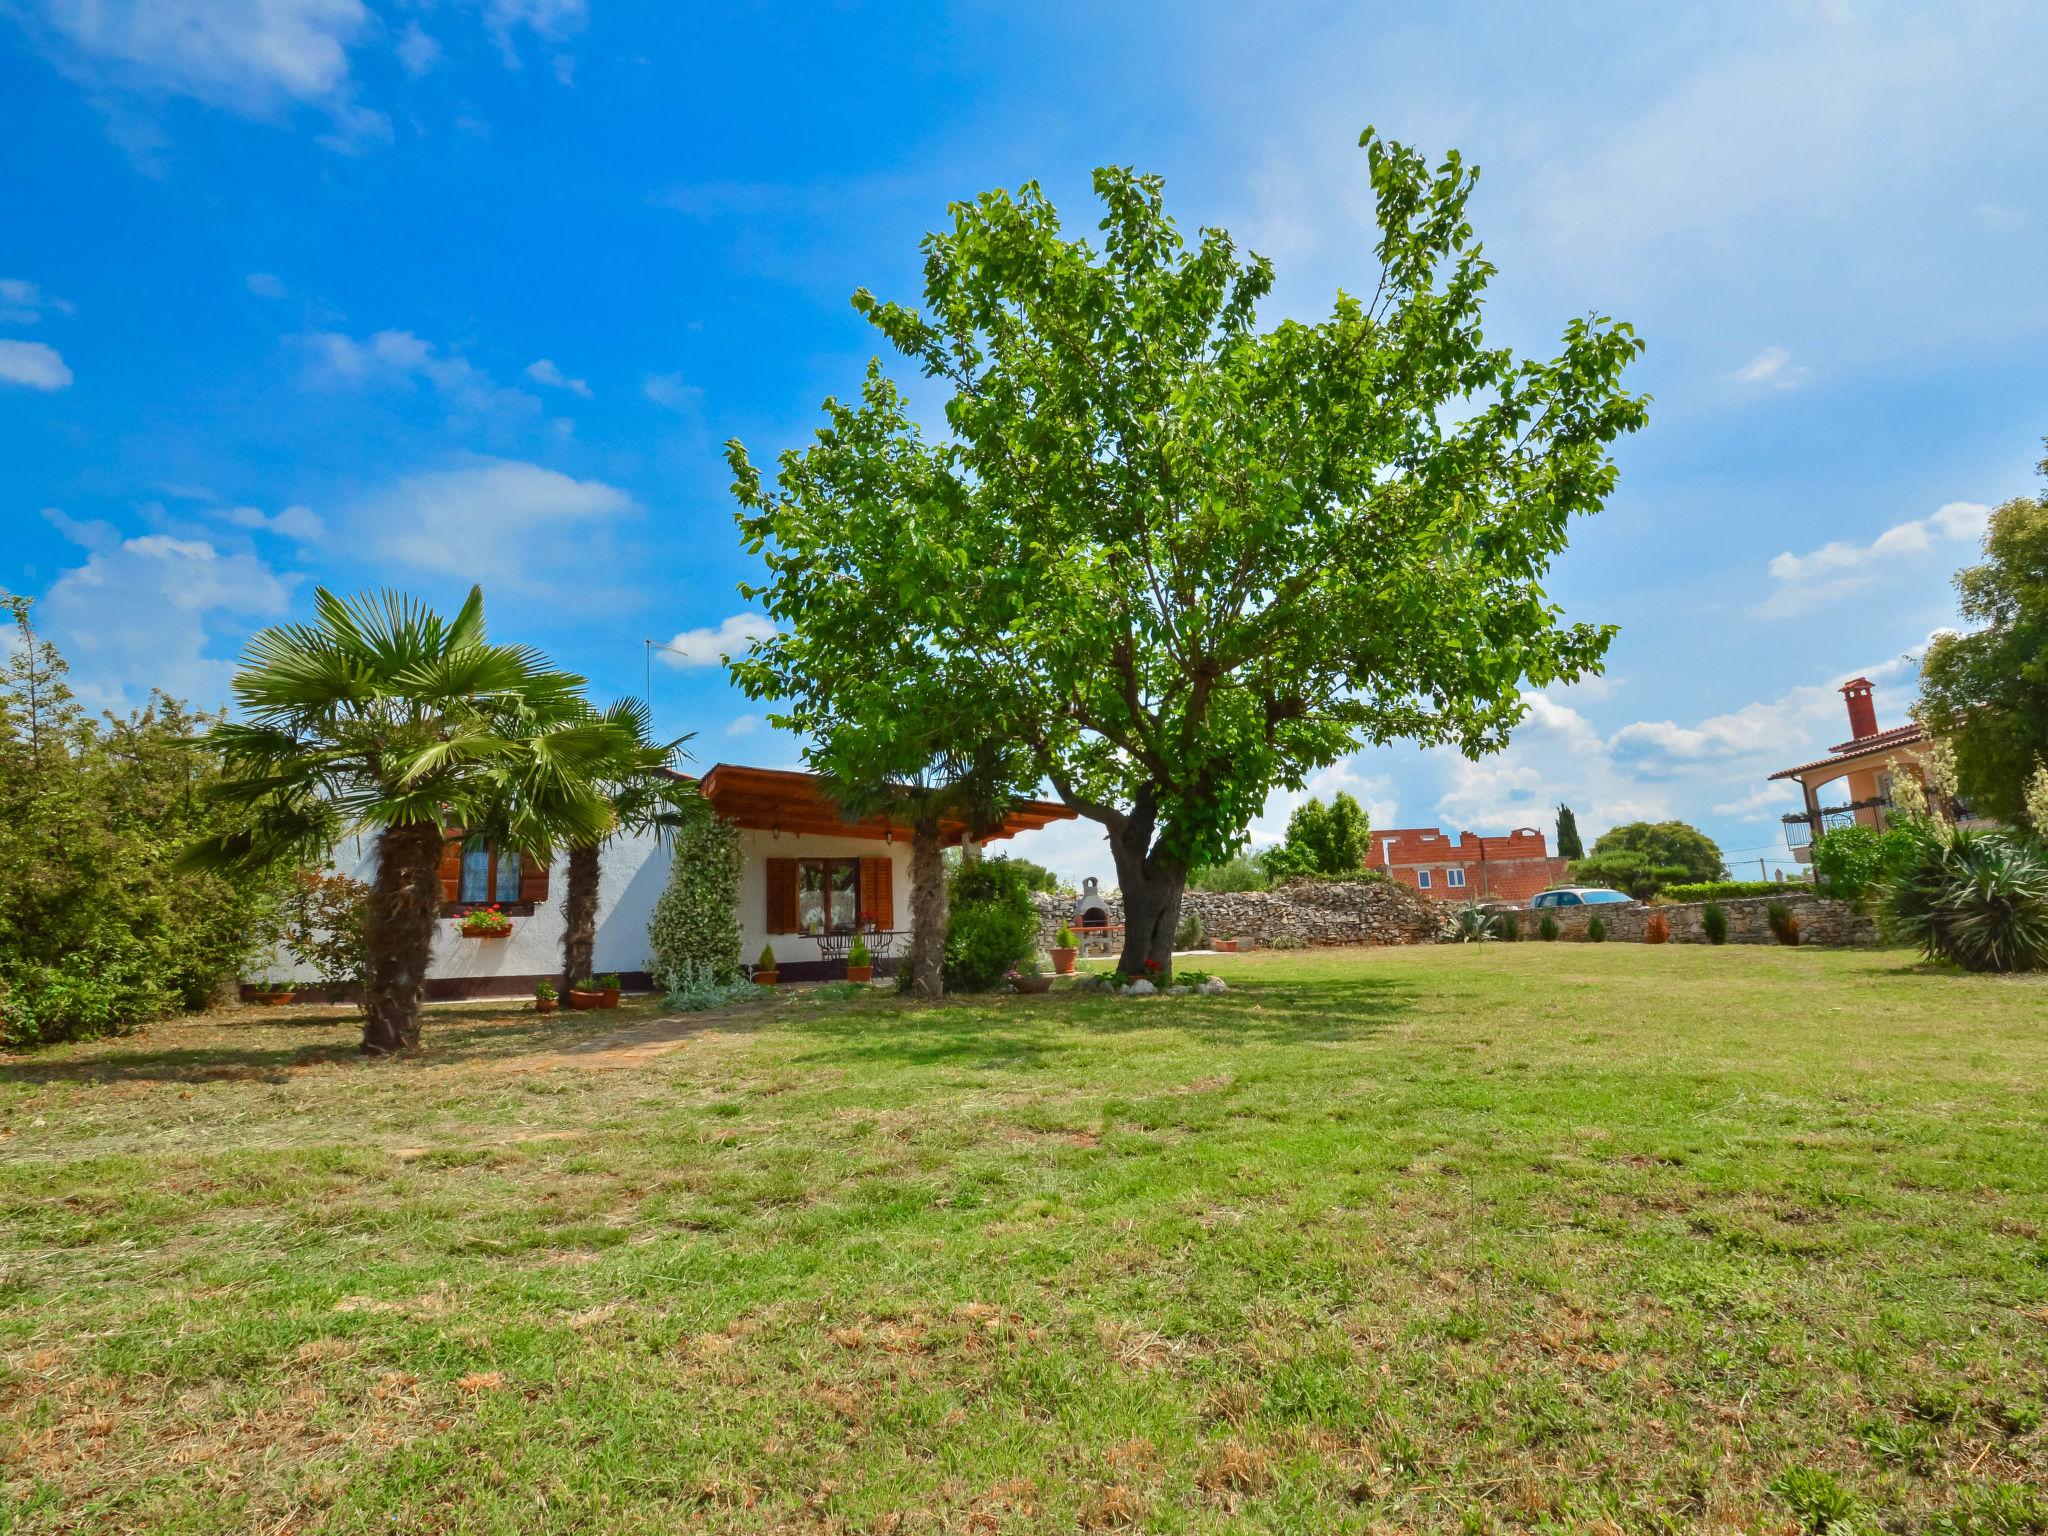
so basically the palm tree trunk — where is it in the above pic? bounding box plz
[562,841,600,988]
[362,821,444,1055]
[909,820,947,999]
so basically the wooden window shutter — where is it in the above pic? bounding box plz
[519,852,550,904]
[859,856,894,930]
[765,858,798,934]
[437,834,464,906]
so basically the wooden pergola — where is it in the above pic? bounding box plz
[688,763,1075,845]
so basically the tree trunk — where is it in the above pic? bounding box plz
[562,841,600,988]
[1107,794,1186,980]
[909,820,947,1000]
[361,820,444,1056]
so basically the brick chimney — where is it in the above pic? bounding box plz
[1840,677,1878,741]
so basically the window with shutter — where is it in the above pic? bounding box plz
[518,852,550,904]
[765,858,799,934]
[859,856,894,929]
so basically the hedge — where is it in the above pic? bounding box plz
[1654,880,1810,904]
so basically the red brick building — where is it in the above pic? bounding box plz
[1364,826,1569,904]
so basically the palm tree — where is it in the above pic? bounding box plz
[552,699,700,990]
[186,587,616,1055]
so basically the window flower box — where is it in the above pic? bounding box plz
[458,905,514,939]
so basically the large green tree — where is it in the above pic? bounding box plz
[1577,819,1723,890]
[1918,446,2048,825]
[1264,791,1370,878]
[1554,803,1584,861]
[187,588,622,1055]
[729,130,1646,976]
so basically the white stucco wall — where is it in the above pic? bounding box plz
[735,828,912,970]
[266,830,675,989]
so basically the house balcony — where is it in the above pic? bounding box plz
[1782,795,1894,863]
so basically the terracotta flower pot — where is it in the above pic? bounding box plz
[1213,939,1239,954]
[567,989,605,1011]
[846,964,873,984]
[1010,974,1053,994]
[460,922,511,939]
[598,988,621,1009]
[755,970,779,988]
[1050,946,1078,976]
[534,997,558,1015]
[248,989,295,1006]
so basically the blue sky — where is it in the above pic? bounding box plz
[3,1,2044,883]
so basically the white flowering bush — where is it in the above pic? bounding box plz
[648,815,743,986]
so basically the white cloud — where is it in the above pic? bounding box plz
[1435,755,1547,829]
[395,22,441,76]
[244,271,288,299]
[1730,345,1812,390]
[302,329,540,420]
[1759,500,1989,616]
[0,278,75,324]
[659,614,774,668]
[0,339,74,390]
[38,528,298,708]
[525,358,591,398]
[349,459,635,593]
[221,503,324,542]
[644,371,703,413]
[723,715,760,737]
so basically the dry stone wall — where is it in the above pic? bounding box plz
[1034,876,1437,952]
[1529,893,1877,946]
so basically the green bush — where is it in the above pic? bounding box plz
[647,815,743,985]
[1766,901,1801,946]
[945,858,1038,991]
[1441,902,1498,943]
[1496,910,1520,942]
[1569,850,1692,900]
[1810,824,1918,903]
[1701,902,1729,944]
[0,951,178,1050]
[1174,907,1207,950]
[1538,913,1559,942]
[1883,827,2048,973]
[1585,915,1606,943]
[1657,880,1808,903]
[1188,855,1269,893]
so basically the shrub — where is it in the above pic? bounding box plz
[1267,934,1308,950]
[272,869,371,999]
[1441,903,1498,943]
[1496,910,1520,942]
[945,857,1038,991]
[1766,901,1801,946]
[1569,850,1692,900]
[1054,920,1077,949]
[1656,880,1807,903]
[848,935,872,968]
[1701,902,1729,944]
[1585,915,1606,943]
[1187,855,1269,893]
[1810,824,1918,904]
[1538,914,1559,942]
[648,815,744,985]
[1175,907,1207,950]
[1883,827,2048,973]
[1642,911,1669,944]
[0,953,177,1049]
[663,960,770,1011]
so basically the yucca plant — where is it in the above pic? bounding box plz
[1884,827,2048,973]
[1443,902,1499,943]
[184,587,618,1055]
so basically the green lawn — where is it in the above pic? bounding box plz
[4,946,2046,1534]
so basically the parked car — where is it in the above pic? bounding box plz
[1530,887,1633,909]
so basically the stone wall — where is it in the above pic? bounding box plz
[1527,893,1877,947]
[1034,876,1437,953]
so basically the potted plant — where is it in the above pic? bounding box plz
[1050,921,1079,976]
[593,972,622,1008]
[246,978,296,1006]
[754,944,779,987]
[1212,937,1239,954]
[846,936,873,984]
[567,976,606,1010]
[1005,955,1052,995]
[533,979,558,1015]
[459,904,514,939]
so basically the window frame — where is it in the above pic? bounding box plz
[797,856,864,935]
[1416,869,1432,890]
[1446,868,1467,889]
[460,843,524,906]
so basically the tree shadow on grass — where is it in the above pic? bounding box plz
[785,976,1421,1072]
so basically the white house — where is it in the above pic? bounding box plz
[278,763,1073,997]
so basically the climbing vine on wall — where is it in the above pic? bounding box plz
[647,814,743,985]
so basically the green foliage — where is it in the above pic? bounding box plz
[1266,792,1370,878]
[1570,850,1691,899]
[0,596,283,1048]
[1441,902,1499,943]
[1701,902,1730,944]
[647,815,744,985]
[1188,855,1270,893]
[1926,1481,2048,1535]
[1917,449,2048,825]
[1809,824,1919,904]
[1495,910,1520,942]
[756,945,777,972]
[1658,879,1809,903]
[1054,920,1077,949]
[847,935,872,967]
[1538,913,1559,942]
[1882,827,2048,973]
[1554,803,1584,861]
[1584,821,1723,885]
[272,869,372,999]
[1584,915,1607,943]
[944,858,1038,992]
[728,127,1645,903]
[986,855,1060,894]
[1174,907,1207,950]
[534,979,556,1001]
[594,973,621,991]
[1770,1465,1865,1533]
[662,961,768,1012]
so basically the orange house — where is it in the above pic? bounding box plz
[1364,825,1569,903]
